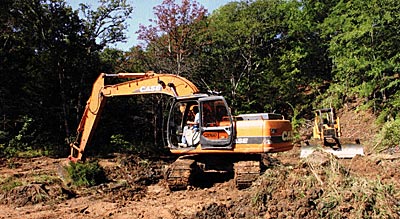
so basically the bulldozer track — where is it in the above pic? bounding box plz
[165,158,196,190]
[234,161,261,189]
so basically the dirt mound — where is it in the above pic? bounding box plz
[195,203,230,219]
[97,154,169,203]
[0,155,166,209]
[2,183,51,206]
[0,157,71,208]
[338,106,379,150]
[102,154,167,186]
[221,148,400,218]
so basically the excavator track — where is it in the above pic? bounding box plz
[165,157,197,190]
[234,160,261,189]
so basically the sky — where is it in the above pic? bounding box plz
[68,0,233,51]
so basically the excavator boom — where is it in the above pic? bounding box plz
[69,71,199,161]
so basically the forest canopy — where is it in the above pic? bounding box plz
[1,0,399,157]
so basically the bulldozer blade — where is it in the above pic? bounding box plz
[300,144,364,159]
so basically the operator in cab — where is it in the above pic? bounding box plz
[180,105,200,147]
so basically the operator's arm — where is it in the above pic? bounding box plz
[187,113,200,125]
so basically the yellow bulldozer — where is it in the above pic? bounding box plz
[300,108,364,158]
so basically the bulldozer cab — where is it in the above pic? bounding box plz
[313,108,341,140]
[166,95,234,149]
[301,107,363,158]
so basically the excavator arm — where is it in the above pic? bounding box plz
[69,71,199,161]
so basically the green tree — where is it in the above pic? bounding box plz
[1,0,88,150]
[0,0,133,156]
[321,0,400,119]
[205,1,282,113]
[202,0,328,116]
[79,0,133,50]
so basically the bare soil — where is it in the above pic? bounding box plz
[0,108,399,219]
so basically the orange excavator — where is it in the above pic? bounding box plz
[69,71,294,189]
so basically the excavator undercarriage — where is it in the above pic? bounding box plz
[165,154,263,190]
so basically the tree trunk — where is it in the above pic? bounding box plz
[58,61,70,139]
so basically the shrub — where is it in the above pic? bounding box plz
[110,134,133,152]
[314,83,346,110]
[373,118,400,153]
[66,160,107,187]
[287,102,305,141]
[2,116,37,158]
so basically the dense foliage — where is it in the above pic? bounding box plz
[1,0,399,157]
[0,0,133,156]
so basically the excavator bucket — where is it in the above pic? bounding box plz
[300,140,364,159]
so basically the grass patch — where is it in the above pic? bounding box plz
[251,154,400,218]
[33,174,61,185]
[0,176,23,192]
[17,149,49,158]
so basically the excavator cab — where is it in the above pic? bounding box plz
[199,96,234,149]
[166,95,234,149]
